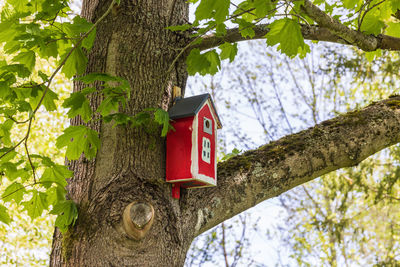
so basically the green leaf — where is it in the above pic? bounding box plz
[103,113,132,126]
[343,0,361,9]
[80,87,97,95]
[234,1,255,22]
[386,22,400,38]
[219,42,238,62]
[360,13,384,35]
[195,0,230,23]
[204,50,221,75]
[216,23,227,36]
[12,50,36,71]
[154,109,171,137]
[82,28,96,50]
[132,111,151,127]
[61,47,88,78]
[39,40,58,59]
[40,165,72,188]
[186,49,221,75]
[42,87,58,111]
[0,119,14,146]
[2,182,26,203]
[365,49,382,62]
[1,64,30,78]
[7,0,29,13]
[186,48,211,75]
[63,92,93,122]
[50,200,78,233]
[46,185,66,206]
[97,96,119,116]
[253,0,275,18]
[22,190,48,220]
[27,86,58,111]
[0,21,18,43]
[56,125,100,160]
[63,16,92,38]
[0,204,11,225]
[392,0,400,12]
[236,19,255,38]
[38,71,49,82]
[0,150,17,163]
[0,162,17,180]
[266,18,308,58]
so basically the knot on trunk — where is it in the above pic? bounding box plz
[123,201,154,240]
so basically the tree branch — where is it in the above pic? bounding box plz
[191,24,347,51]
[300,0,375,51]
[185,96,400,236]
[192,6,400,52]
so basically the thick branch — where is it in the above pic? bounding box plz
[301,0,378,51]
[192,24,350,51]
[192,8,400,52]
[185,96,400,236]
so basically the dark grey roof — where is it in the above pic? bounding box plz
[169,93,222,128]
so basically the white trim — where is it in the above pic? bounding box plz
[214,123,217,184]
[166,176,215,187]
[190,115,199,178]
[194,173,216,186]
[166,177,197,183]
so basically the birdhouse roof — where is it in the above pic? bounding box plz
[169,93,222,128]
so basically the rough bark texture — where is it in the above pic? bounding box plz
[187,97,400,235]
[49,0,400,266]
[50,0,191,266]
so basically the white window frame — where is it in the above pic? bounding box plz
[201,137,211,163]
[203,117,212,135]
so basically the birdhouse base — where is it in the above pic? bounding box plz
[169,179,216,199]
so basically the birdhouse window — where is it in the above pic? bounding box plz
[203,117,212,135]
[202,137,211,163]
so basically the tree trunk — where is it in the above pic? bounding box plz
[48,0,400,266]
[50,0,192,266]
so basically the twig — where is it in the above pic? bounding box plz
[24,119,36,183]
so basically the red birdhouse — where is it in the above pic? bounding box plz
[166,93,222,199]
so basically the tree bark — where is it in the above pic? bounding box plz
[50,0,191,266]
[187,97,400,236]
[49,0,400,266]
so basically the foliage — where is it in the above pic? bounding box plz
[169,0,400,76]
[0,55,69,265]
[0,0,172,234]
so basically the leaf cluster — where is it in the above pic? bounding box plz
[0,0,175,233]
[169,0,400,76]
[0,0,100,232]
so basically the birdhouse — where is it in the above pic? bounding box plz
[166,93,222,199]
